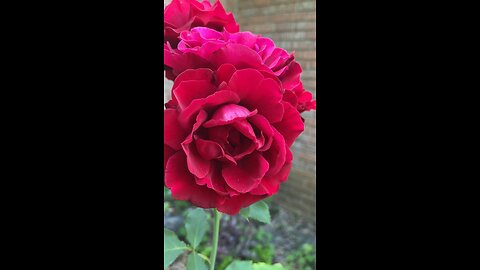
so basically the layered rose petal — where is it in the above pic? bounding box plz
[172,68,214,90]
[165,151,225,208]
[249,114,274,151]
[173,80,216,110]
[203,104,257,128]
[273,102,305,147]
[216,193,267,215]
[164,43,213,79]
[195,137,224,160]
[227,69,284,123]
[164,65,314,215]
[164,24,316,115]
[164,109,187,150]
[215,63,236,85]
[182,110,211,178]
[164,0,239,49]
[195,161,235,196]
[210,43,267,71]
[164,144,176,171]
[179,90,241,130]
[250,162,292,196]
[222,152,269,193]
[262,129,287,176]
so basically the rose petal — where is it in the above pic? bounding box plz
[165,151,225,208]
[216,193,267,215]
[279,61,303,90]
[250,162,292,195]
[183,142,212,179]
[207,125,230,147]
[203,104,257,128]
[182,110,211,178]
[210,43,267,70]
[228,31,259,48]
[195,137,224,160]
[172,68,214,92]
[164,109,187,150]
[263,128,287,176]
[222,152,269,193]
[231,119,257,142]
[195,161,238,196]
[231,140,256,160]
[227,70,284,123]
[164,44,213,79]
[273,102,304,147]
[173,80,216,110]
[179,90,241,130]
[249,114,274,151]
[215,63,237,85]
[164,144,176,171]
[282,90,298,108]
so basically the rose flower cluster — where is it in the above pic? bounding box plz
[164,0,316,215]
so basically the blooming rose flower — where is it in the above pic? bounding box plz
[164,64,304,215]
[164,0,239,49]
[164,27,316,113]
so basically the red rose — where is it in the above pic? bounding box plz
[164,27,316,113]
[164,64,304,215]
[164,0,239,49]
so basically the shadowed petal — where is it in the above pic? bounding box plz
[182,110,211,178]
[273,102,304,147]
[179,90,241,130]
[248,114,274,151]
[228,70,284,123]
[222,152,269,193]
[165,152,225,208]
[250,162,292,196]
[195,161,237,196]
[216,193,267,215]
[172,68,214,91]
[195,137,224,160]
[173,80,216,110]
[263,128,286,177]
[215,63,236,86]
[164,109,187,150]
[164,144,177,171]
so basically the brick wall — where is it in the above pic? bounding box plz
[164,0,317,222]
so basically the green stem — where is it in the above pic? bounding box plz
[209,209,222,270]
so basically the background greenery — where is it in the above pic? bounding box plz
[164,187,316,270]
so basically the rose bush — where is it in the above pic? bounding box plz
[164,0,239,50]
[164,64,305,215]
[164,27,316,113]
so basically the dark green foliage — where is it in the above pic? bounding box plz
[217,255,234,270]
[285,244,316,270]
[253,228,275,264]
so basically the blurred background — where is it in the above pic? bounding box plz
[163,0,316,222]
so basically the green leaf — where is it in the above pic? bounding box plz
[226,260,253,270]
[196,252,210,264]
[252,262,286,270]
[242,201,271,224]
[240,207,250,221]
[186,252,208,270]
[164,229,188,269]
[164,202,170,212]
[185,208,208,249]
